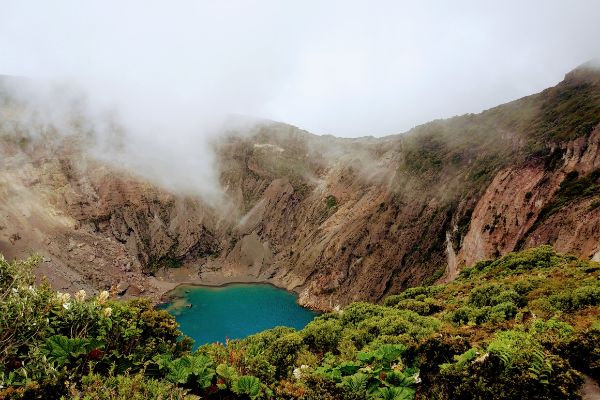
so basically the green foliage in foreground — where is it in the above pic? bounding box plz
[1,246,599,399]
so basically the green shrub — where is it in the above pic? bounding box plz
[232,375,261,398]
[384,286,443,306]
[550,283,600,311]
[2,245,600,399]
[566,324,600,380]
[468,284,505,307]
[460,245,562,278]
[434,330,583,399]
[154,353,215,388]
[302,318,343,353]
[530,319,575,349]
[325,195,338,209]
[74,371,194,399]
[340,303,387,325]
[267,332,305,378]
[392,298,442,316]
[488,302,518,323]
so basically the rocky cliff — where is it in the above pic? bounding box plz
[1,64,600,310]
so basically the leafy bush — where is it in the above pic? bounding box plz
[460,245,562,278]
[266,332,304,378]
[0,255,189,399]
[436,331,583,399]
[155,354,215,388]
[325,195,338,209]
[74,372,194,399]
[1,246,599,399]
[550,283,600,311]
[302,318,343,353]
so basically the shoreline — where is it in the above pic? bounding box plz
[159,280,300,303]
[148,266,316,310]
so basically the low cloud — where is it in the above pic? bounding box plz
[1,1,599,200]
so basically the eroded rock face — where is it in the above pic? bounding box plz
[0,129,457,309]
[458,126,600,267]
[2,65,600,310]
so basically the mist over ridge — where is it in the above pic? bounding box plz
[2,1,600,136]
[0,1,599,206]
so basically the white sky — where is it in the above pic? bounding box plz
[1,0,600,137]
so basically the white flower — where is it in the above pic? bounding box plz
[75,289,86,302]
[413,371,421,384]
[11,288,18,293]
[103,307,112,318]
[293,365,309,380]
[292,368,302,380]
[63,302,71,310]
[56,292,71,304]
[475,352,490,363]
[97,290,110,305]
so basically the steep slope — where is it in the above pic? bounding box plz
[456,65,600,267]
[1,63,600,310]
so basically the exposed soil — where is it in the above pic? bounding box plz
[2,66,600,311]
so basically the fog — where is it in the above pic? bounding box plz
[1,1,600,199]
[3,0,600,137]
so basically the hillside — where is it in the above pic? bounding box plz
[1,63,600,310]
[1,246,598,398]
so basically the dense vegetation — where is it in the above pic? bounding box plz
[396,64,600,204]
[528,66,600,141]
[1,246,599,399]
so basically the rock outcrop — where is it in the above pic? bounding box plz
[1,63,600,310]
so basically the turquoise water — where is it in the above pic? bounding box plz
[160,283,318,347]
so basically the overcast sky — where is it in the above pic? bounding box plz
[1,0,600,138]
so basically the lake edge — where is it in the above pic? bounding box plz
[160,283,319,346]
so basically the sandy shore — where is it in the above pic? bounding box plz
[148,263,300,304]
